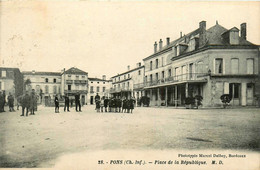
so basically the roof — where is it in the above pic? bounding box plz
[63,67,88,75]
[144,22,257,61]
[111,65,144,79]
[88,77,109,82]
[0,67,21,72]
[23,71,61,76]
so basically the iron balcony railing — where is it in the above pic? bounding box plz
[74,80,87,84]
[64,90,88,94]
[110,86,131,93]
[135,73,208,88]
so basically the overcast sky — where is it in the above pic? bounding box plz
[0,1,259,79]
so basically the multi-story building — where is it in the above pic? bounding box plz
[61,67,88,105]
[141,21,259,107]
[0,67,23,100]
[88,75,111,104]
[23,71,61,105]
[110,63,144,99]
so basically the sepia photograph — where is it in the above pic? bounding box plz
[0,1,259,169]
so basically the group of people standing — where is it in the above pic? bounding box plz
[19,90,38,116]
[54,92,82,113]
[95,93,136,113]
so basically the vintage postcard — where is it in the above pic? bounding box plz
[0,1,259,170]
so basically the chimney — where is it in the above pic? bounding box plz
[180,32,182,38]
[102,75,106,80]
[241,23,247,40]
[136,62,141,68]
[154,41,157,53]
[159,39,163,50]
[199,21,206,47]
[127,65,130,71]
[166,37,170,45]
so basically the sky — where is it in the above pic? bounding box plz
[0,1,259,79]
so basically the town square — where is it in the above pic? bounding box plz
[0,1,260,169]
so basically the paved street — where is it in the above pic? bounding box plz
[0,105,259,168]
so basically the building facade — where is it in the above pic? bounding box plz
[110,63,145,99]
[139,21,259,107]
[88,75,111,104]
[23,71,61,105]
[0,67,23,100]
[61,67,88,105]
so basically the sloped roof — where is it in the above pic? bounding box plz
[64,67,88,75]
[22,71,60,76]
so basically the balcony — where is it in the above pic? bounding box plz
[66,80,73,84]
[74,80,87,84]
[137,73,208,88]
[110,86,131,93]
[64,90,88,94]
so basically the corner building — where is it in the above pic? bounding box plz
[141,21,259,107]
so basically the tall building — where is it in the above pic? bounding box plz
[110,63,144,99]
[88,75,111,104]
[61,67,88,105]
[140,21,259,107]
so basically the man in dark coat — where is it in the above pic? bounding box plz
[75,92,81,112]
[7,92,15,112]
[54,94,59,113]
[104,96,109,112]
[1,90,6,112]
[21,91,30,116]
[129,97,136,113]
[95,93,100,105]
[0,91,4,112]
[64,93,70,112]
[30,90,37,115]
[108,97,113,112]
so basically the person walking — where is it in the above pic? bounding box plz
[75,92,81,112]
[7,92,15,112]
[100,96,105,112]
[30,90,37,115]
[64,94,70,112]
[54,94,59,113]
[20,91,30,117]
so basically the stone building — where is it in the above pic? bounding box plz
[88,75,111,104]
[0,67,23,101]
[110,63,144,99]
[141,21,259,107]
[61,67,88,105]
[23,71,61,105]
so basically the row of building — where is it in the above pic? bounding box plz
[0,21,259,107]
[110,21,260,107]
[0,67,110,105]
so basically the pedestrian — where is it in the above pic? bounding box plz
[64,93,70,112]
[95,93,100,104]
[55,94,59,113]
[75,92,81,112]
[2,90,6,112]
[100,96,105,112]
[96,99,101,112]
[0,91,3,113]
[108,97,113,112]
[117,97,122,113]
[122,97,127,113]
[30,90,37,115]
[129,97,136,113]
[20,91,30,117]
[104,96,109,112]
[7,92,15,112]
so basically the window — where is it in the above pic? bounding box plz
[45,85,49,93]
[118,77,120,81]
[247,59,254,74]
[197,61,204,73]
[138,70,141,75]
[150,74,153,81]
[45,78,48,83]
[215,58,223,74]
[145,76,147,83]
[162,71,165,79]
[53,78,56,83]
[103,87,106,92]
[1,71,6,77]
[68,85,71,91]
[91,82,93,83]
[231,58,239,74]
[90,86,94,92]
[127,82,130,88]
[182,65,187,80]
[229,83,240,99]
[128,74,130,78]
[189,63,194,79]
[68,75,71,80]
[53,86,57,94]
[76,75,79,80]
[150,61,153,70]
[124,75,126,79]
[168,69,172,77]
[97,86,100,92]
[156,59,159,68]
[155,73,159,81]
